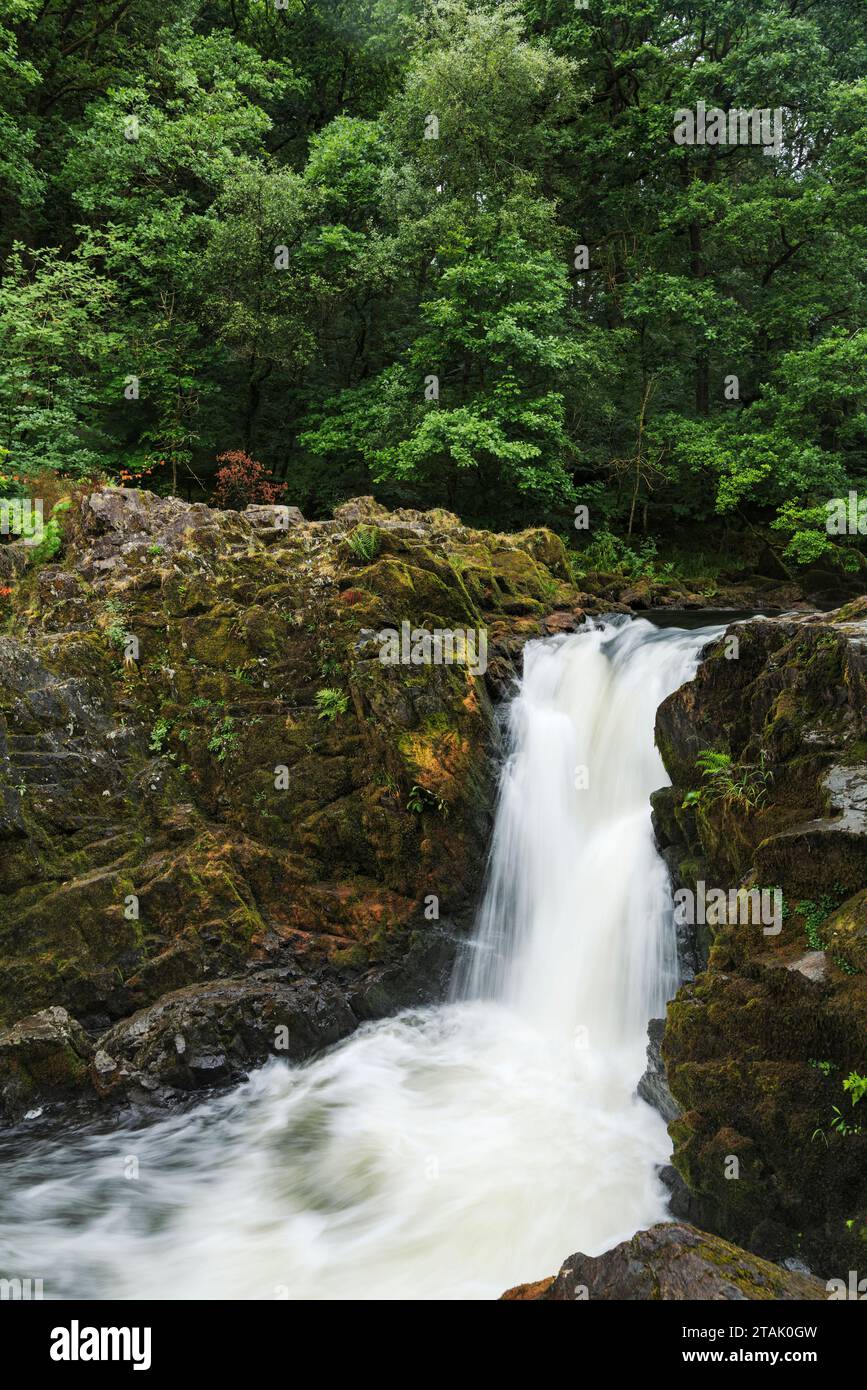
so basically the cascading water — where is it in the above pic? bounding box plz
[0,617,722,1300]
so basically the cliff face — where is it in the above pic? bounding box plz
[0,489,585,1121]
[653,604,867,1277]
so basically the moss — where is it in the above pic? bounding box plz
[1,490,581,1110]
[821,890,867,974]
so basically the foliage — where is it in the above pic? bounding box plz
[212,452,285,510]
[347,524,381,562]
[814,1072,866,1142]
[575,531,673,579]
[407,783,448,816]
[842,1071,867,1107]
[149,718,171,754]
[314,688,349,721]
[683,750,773,811]
[796,895,841,952]
[207,715,239,762]
[0,0,864,548]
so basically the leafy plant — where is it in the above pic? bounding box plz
[575,531,674,579]
[207,716,238,763]
[149,717,171,753]
[842,1071,867,1107]
[796,895,841,951]
[407,784,448,816]
[28,499,72,566]
[347,524,380,562]
[812,1071,866,1142]
[682,750,772,811]
[314,688,348,721]
[809,1059,836,1078]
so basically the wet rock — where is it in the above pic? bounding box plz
[658,1164,701,1222]
[542,609,584,635]
[500,1222,828,1300]
[0,1007,94,1124]
[2,487,696,1126]
[94,973,358,1099]
[637,1017,681,1123]
[653,604,867,1274]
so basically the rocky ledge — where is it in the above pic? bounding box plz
[501,1222,827,1300]
[0,488,600,1123]
[652,602,867,1277]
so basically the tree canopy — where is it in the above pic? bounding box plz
[1,0,865,566]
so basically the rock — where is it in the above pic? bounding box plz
[619,579,653,609]
[785,950,827,983]
[0,1007,94,1124]
[542,609,584,635]
[637,1017,681,1123]
[653,605,867,1274]
[94,973,357,1099]
[243,504,304,531]
[1,488,592,1121]
[500,1222,828,1300]
[333,496,389,526]
[658,1164,701,1222]
[821,887,867,974]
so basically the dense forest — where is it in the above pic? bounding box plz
[1,0,866,571]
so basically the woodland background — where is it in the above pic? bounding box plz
[1,0,865,574]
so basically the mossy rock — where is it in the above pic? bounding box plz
[821,889,867,973]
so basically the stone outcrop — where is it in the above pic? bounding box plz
[0,488,588,1122]
[500,1222,828,1300]
[652,603,867,1276]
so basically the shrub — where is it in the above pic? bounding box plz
[573,530,673,579]
[212,451,285,510]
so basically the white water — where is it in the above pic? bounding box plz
[0,617,720,1300]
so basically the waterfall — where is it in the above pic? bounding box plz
[0,617,721,1300]
[456,619,691,1037]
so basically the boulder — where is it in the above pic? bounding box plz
[93,971,357,1101]
[500,1222,827,1300]
[0,1007,94,1124]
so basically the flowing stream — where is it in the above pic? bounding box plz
[0,616,722,1300]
